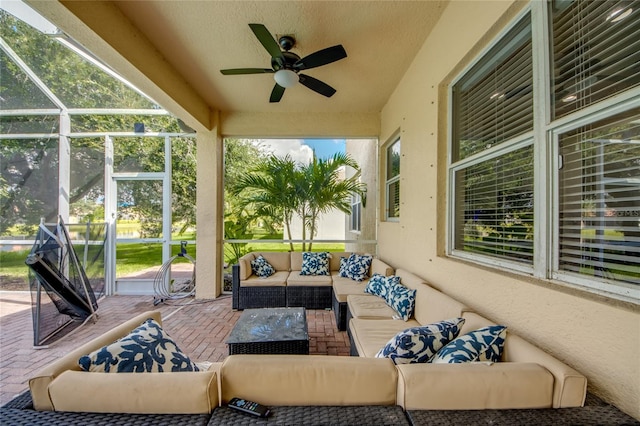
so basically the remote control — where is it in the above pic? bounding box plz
[228,397,270,418]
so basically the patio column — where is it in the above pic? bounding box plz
[195,112,223,298]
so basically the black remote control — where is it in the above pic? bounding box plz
[228,397,270,418]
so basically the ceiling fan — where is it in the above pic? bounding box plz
[220,23,347,103]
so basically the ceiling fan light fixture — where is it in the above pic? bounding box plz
[274,69,298,88]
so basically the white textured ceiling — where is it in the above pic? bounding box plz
[109,1,448,114]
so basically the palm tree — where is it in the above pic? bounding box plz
[232,155,300,251]
[299,152,366,251]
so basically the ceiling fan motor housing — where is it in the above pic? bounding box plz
[271,50,301,71]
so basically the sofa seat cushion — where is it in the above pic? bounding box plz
[347,294,397,320]
[241,271,289,287]
[349,317,420,358]
[396,362,554,410]
[220,355,398,406]
[287,272,332,286]
[332,275,369,303]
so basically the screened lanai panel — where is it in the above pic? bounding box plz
[550,0,640,119]
[171,136,197,236]
[70,138,105,222]
[0,49,57,110]
[558,109,640,285]
[0,138,59,238]
[0,115,58,134]
[0,10,158,110]
[114,137,164,173]
[71,115,181,134]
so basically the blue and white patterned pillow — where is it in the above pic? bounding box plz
[251,255,275,278]
[364,274,400,300]
[431,325,507,364]
[339,253,373,282]
[375,318,466,364]
[78,318,199,373]
[339,257,349,276]
[300,252,331,276]
[387,283,416,321]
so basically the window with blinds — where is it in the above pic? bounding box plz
[386,138,400,220]
[454,144,534,264]
[451,14,534,265]
[551,0,640,119]
[558,109,640,285]
[452,16,533,161]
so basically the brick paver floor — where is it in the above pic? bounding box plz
[0,292,351,406]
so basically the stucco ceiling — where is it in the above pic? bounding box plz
[28,1,448,118]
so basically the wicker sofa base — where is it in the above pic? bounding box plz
[286,286,333,309]
[236,286,287,310]
[3,391,638,426]
[332,293,348,331]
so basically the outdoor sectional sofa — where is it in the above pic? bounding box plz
[232,251,394,330]
[347,268,588,410]
[12,310,639,425]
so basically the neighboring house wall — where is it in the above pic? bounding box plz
[377,0,639,420]
[289,211,345,241]
[345,138,377,255]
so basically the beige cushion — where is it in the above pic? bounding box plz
[240,271,288,287]
[220,355,398,406]
[238,253,255,280]
[460,311,496,335]
[29,311,163,411]
[347,294,397,320]
[503,333,587,408]
[396,362,554,410]
[370,258,394,276]
[332,275,368,302]
[395,270,469,325]
[255,252,291,272]
[329,252,353,271]
[48,370,218,414]
[290,252,304,270]
[349,317,420,357]
[287,271,332,286]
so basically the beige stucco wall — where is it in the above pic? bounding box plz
[345,139,378,255]
[378,0,640,419]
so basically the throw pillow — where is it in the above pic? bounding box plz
[386,283,416,321]
[78,318,200,373]
[364,274,400,300]
[339,256,349,276]
[375,318,465,364]
[251,255,275,278]
[339,253,373,282]
[300,252,331,276]
[431,325,507,364]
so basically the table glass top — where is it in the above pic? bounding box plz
[227,307,309,344]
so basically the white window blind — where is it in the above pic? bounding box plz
[452,16,533,161]
[551,0,640,119]
[454,144,534,264]
[558,109,640,285]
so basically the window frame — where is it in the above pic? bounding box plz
[447,1,640,303]
[349,191,362,233]
[385,136,401,222]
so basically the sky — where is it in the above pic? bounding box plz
[253,139,345,164]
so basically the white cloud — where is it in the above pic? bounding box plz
[251,139,313,165]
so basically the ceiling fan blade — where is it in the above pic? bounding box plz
[298,74,336,97]
[270,84,285,103]
[249,23,285,64]
[220,68,274,75]
[294,45,347,71]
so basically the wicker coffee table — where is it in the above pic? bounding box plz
[226,307,309,355]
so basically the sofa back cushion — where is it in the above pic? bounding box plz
[396,269,469,325]
[220,354,398,406]
[370,258,394,277]
[254,252,291,272]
